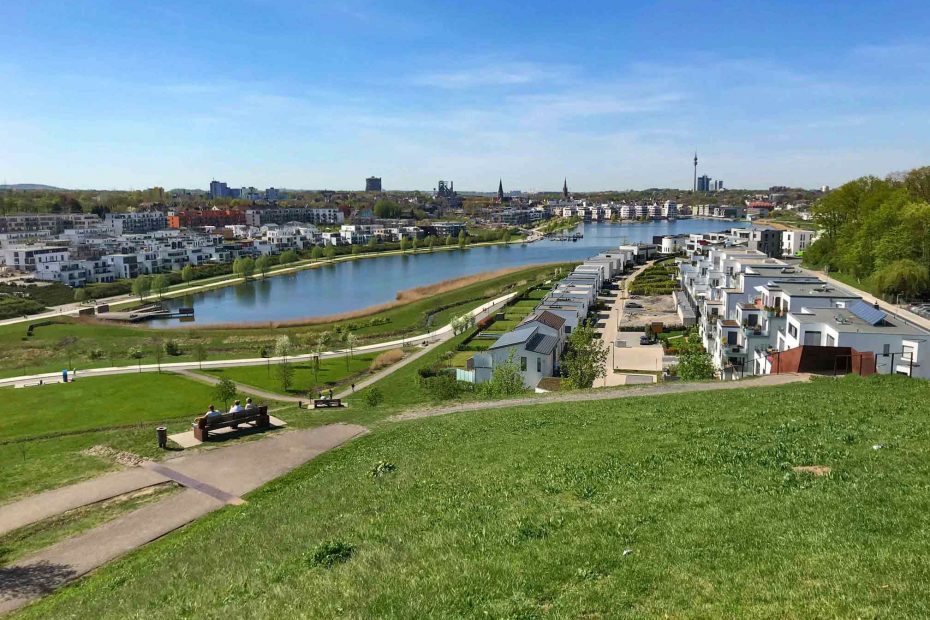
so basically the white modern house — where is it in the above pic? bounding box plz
[782,229,818,256]
[679,237,930,380]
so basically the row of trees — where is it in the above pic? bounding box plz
[806,166,930,298]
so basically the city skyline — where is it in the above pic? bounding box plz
[3,1,930,191]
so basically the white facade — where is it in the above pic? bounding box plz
[782,229,817,256]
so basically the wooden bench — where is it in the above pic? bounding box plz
[194,405,269,441]
[312,398,342,409]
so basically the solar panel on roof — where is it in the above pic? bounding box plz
[848,299,887,326]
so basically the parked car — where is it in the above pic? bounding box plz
[640,335,656,345]
[626,302,643,309]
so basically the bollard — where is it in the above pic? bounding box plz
[156,426,168,449]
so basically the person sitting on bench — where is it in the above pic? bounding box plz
[229,400,243,413]
[193,404,221,428]
[244,397,255,410]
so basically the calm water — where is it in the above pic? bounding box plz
[157,219,751,326]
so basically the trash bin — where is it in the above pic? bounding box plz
[156,426,168,449]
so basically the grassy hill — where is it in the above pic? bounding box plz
[14,375,930,618]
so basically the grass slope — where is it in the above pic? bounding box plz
[0,374,220,442]
[16,375,930,618]
[204,352,379,395]
[0,373,271,503]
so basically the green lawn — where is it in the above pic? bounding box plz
[449,351,474,368]
[0,263,570,380]
[0,373,289,503]
[204,352,379,395]
[0,373,223,443]
[18,375,930,618]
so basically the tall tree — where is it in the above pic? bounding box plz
[151,274,169,299]
[561,325,608,388]
[255,254,271,278]
[131,275,151,302]
[181,264,194,284]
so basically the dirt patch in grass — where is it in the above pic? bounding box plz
[81,445,146,467]
[396,268,531,303]
[792,465,832,476]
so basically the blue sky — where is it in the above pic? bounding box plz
[3,0,930,191]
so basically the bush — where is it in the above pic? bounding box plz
[420,372,468,401]
[417,366,437,379]
[164,340,183,356]
[364,387,384,407]
[0,296,44,319]
[85,280,132,300]
[88,348,107,360]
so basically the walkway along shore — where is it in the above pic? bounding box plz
[0,292,519,388]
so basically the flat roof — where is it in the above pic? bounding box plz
[794,307,929,336]
[764,281,859,298]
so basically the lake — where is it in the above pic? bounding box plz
[157,219,751,326]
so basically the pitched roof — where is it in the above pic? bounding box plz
[521,310,566,331]
[526,333,558,355]
[489,324,536,350]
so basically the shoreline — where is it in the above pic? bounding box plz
[150,262,562,330]
[0,236,526,327]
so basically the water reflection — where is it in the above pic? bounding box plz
[155,220,751,326]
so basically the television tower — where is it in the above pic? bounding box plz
[693,152,698,192]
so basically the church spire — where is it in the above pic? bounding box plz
[498,179,504,201]
[562,178,569,199]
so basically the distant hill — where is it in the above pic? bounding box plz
[0,183,64,191]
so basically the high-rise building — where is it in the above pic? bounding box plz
[209,180,230,199]
[365,176,382,192]
[697,175,712,192]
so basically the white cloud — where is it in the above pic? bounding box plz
[409,60,572,88]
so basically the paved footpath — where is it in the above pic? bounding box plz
[0,292,517,389]
[173,368,305,403]
[391,372,811,421]
[0,423,367,615]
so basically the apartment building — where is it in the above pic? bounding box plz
[0,213,101,234]
[680,240,930,380]
[245,207,343,227]
[103,212,168,235]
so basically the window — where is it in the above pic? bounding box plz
[803,331,821,346]
[536,357,542,372]
[788,323,798,338]
[883,344,891,356]
[520,356,527,371]
[727,331,738,345]
[746,314,758,327]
